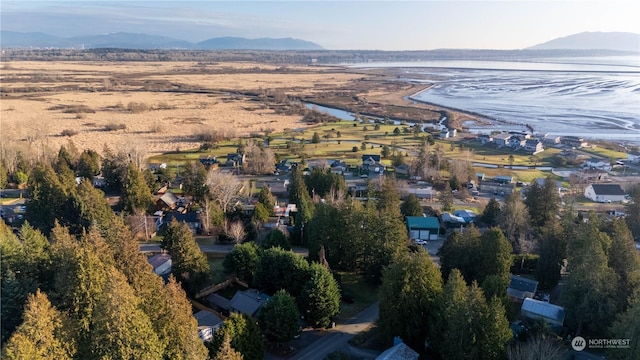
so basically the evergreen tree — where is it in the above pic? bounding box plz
[400,194,423,217]
[481,197,501,226]
[606,218,640,313]
[161,277,209,360]
[376,176,401,214]
[25,164,68,234]
[209,313,264,360]
[477,227,512,287]
[379,250,443,349]
[437,226,482,283]
[258,290,300,343]
[298,263,341,328]
[163,220,211,296]
[182,161,208,201]
[120,162,154,214]
[433,270,511,360]
[76,149,102,180]
[1,270,38,343]
[2,290,74,360]
[223,242,261,283]
[441,182,454,212]
[499,192,530,252]
[624,185,640,241]
[213,334,244,360]
[63,179,114,235]
[535,217,567,289]
[256,185,276,215]
[607,297,640,360]
[288,166,314,243]
[253,247,310,297]
[252,202,270,225]
[563,219,618,336]
[90,268,163,360]
[262,229,291,251]
[524,177,560,229]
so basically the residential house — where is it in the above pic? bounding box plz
[375,340,419,360]
[258,179,290,197]
[199,156,217,167]
[156,191,179,211]
[226,153,245,167]
[441,212,467,227]
[206,293,231,314]
[524,139,544,154]
[583,158,612,171]
[542,134,561,144]
[477,134,494,145]
[92,176,106,188]
[508,136,527,149]
[164,211,201,234]
[507,275,538,300]
[492,133,512,146]
[394,164,410,176]
[147,253,172,281]
[494,175,514,184]
[406,216,440,241]
[440,128,457,139]
[561,136,587,148]
[453,209,477,223]
[193,310,224,342]
[361,154,385,173]
[584,184,626,203]
[228,289,270,317]
[330,160,348,175]
[521,298,565,328]
[533,178,563,195]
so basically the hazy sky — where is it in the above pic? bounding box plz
[2,1,639,50]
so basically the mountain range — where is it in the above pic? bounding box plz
[0,31,325,50]
[1,31,639,52]
[526,31,640,52]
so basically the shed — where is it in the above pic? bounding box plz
[521,298,565,327]
[495,175,514,184]
[584,184,626,203]
[406,216,440,241]
[193,310,224,342]
[507,275,538,300]
[206,293,231,312]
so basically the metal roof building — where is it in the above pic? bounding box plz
[521,298,565,327]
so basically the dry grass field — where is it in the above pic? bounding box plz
[0,61,365,158]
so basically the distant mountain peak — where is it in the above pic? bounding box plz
[527,31,640,52]
[0,30,324,50]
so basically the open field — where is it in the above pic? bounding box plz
[1,60,495,163]
[0,61,364,157]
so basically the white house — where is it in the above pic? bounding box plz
[584,184,626,203]
[193,310,223,342]
[523,139,544,154]
[583,158,612,171]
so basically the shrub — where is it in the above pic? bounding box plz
[126,101,149,113]
[61,129,79,137]
[104,123,127,131]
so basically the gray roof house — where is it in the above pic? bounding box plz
[193,310,224,342]
[147,253,172,279]
[376,340,419,360]
[229,289,270,317]
[507,275,538,300]
[521,298,565,328]
[584,184,626,203]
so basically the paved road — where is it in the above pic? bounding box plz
[289,302,380,360]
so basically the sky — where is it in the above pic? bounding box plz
[2,1,639,50]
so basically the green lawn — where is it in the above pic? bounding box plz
[207,254,228,285]
[335,272,378,322]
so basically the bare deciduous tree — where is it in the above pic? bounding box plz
[205,169,244,213]
[227,221,247,243]
[243,139,276,175]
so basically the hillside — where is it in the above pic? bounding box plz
[527,31,640,52]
